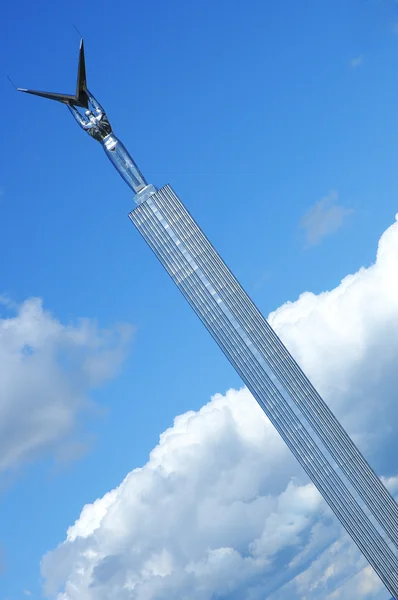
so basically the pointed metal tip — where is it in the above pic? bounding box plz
[73,22,83,40]
[16,87,27,92]
[7,75,18,90]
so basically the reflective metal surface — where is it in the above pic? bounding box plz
[102,133,147,193]
[152,185,398,550]
[18,40,154,199]
[130,185,398,599]
[67,90,111,141]
[67,90,148,195]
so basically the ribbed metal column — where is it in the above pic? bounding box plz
[129,185,398,599]
[148,186,398,552]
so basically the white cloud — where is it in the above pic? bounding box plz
[0,297,131,473]
[300,191,353,246]
[350,55,363,69]
[42,215,398,599]
[270,213,398,456]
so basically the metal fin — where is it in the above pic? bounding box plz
[17,39,89,109]
[75,38,88,107]
[17,88,78,104]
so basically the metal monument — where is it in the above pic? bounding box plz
[18,40,155,201]
[18,40,398,599]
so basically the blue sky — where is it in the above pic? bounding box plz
[1,1,398,598]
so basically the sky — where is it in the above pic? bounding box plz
[1,0,398,598]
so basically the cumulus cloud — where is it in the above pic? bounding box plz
[0,297,131,473]
[300,191,353,246]
[270,214,398,460]
[42,215,398,599]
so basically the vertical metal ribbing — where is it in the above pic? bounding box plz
[134,201,398,596]
[157,190,398,547]
[151,185,398,551]
[130,196,398,598]
[136,200,398,588]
